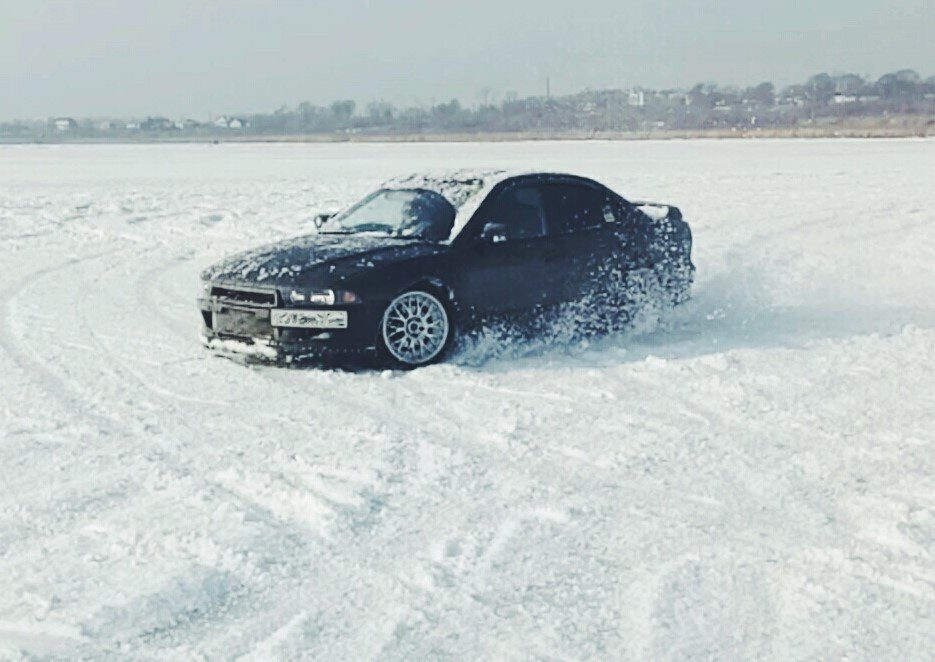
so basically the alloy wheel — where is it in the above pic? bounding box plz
[381,291,450,365]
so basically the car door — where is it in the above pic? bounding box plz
[456,183,558,316]
[541,183,624,305]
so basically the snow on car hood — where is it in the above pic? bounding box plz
[201,233,445,285]
[201,170,524,284]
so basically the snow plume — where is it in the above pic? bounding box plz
[453,266,681,365]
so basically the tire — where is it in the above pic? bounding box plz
[378,290,453,368]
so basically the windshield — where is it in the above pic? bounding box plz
[324,188,456,241]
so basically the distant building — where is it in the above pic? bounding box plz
[664,91,689,105]
[141,117,176,131]
[627,90,645,107]
[50,117,78,132]
[212,117,249,129]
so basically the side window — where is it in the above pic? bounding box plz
[545,184,618,235]
[483,185,548,240]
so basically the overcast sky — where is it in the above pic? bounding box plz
[1,0,933,120]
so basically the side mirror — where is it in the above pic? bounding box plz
[480,222,509,244]
[314,213,334,229]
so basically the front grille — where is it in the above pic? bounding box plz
[211,284,277,308]
[214,308,274,339]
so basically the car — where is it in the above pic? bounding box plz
[198,170,694,367]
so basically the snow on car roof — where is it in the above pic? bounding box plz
[381,169,508,207]
[380,169,528,241]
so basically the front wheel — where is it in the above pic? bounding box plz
[379,291,452,367]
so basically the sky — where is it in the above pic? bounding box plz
[1,0,933,120]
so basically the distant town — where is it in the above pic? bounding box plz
[4,69,934,143]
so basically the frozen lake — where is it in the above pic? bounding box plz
[1,139,934,659]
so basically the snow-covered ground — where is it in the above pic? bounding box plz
[1,139,934,660]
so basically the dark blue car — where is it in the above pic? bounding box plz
[198,170,694,367]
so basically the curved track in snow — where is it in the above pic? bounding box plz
[1,140,934,659]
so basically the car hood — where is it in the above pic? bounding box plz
[201,233,446,285]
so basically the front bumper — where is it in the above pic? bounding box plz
[198,295,380,362]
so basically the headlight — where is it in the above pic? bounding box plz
[289,288,360,305]
[201,280,212,296]
[309,290,336,305]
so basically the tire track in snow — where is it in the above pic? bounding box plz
[132,247,205,343]
[0,247,377,653]
[50,242,413,654]
[0,248,132,436]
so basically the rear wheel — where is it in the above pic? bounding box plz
[379,290,452,367]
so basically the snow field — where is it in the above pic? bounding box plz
[1,139,934,659]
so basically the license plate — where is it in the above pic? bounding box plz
[270,309,348,329]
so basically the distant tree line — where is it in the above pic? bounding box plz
[2,69,933,141]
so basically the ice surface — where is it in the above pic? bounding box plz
[1,139,934,659]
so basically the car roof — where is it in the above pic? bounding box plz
[380,170,608,241]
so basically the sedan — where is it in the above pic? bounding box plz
[198,170,694,367]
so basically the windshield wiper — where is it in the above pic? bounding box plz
[317,229,428,240]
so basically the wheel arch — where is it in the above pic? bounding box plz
[397,276,459,317]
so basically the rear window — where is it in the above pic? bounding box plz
[544,184,617,235]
